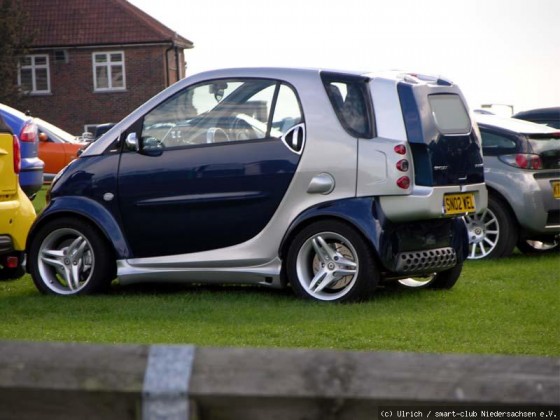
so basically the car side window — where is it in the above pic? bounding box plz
[140,79,302,149]
[322,74,372,138]
[479,129,517,156]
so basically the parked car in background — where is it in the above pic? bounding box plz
[0,103,44,199]
[513,107,560,129]
[26,68,486,300]
[465,113,560,259]
[0,115,36,280]
[36,118,88,182]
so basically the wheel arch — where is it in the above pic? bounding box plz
[26,196,131,260]
[485,186,520,229]
[279,197,383,262]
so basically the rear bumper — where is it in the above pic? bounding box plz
[20,157,44,197]
[0,187,36,252]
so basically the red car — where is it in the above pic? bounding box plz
[36,118,88,182]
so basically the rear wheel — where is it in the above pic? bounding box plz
[464,195,518,259]
[286,220,378,302]
[28,217,115,295]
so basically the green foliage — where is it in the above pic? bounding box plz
[1,253,558,356]
[0,0,34,101]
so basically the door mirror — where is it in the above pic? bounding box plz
[125,132,139,151]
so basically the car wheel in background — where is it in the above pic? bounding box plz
[28,218,115,295]
[286,220,378,302]
[396,262,463,289]
[464,195,518,260]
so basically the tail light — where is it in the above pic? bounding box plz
[396,159,409,172]
[19,121,38,142]
[13,135,21,174]
[499,154,542,170]
[396,176,410,189]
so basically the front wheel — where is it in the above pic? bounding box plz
[286,220,378,302]
[28,217,116,296]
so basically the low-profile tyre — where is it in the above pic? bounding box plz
[464,195,518,259]
[397,261,463,290]
[286,220,378,302]
[28,217,116,296]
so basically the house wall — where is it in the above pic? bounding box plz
[10,44,183,135]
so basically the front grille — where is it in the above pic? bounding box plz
[395,247,457,273]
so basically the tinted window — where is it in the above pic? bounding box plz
[322,74,372,138]
[141,79,303,149]
[479,129,517,156]
[429,94,471,134]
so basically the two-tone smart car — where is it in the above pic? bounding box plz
[26,68,487,302]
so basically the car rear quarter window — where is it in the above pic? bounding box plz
[428,94,471,134]
[479,128,518,156]
[322,73,373,138]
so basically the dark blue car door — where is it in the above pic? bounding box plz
[117,79,303,258]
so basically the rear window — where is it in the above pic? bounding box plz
[429,94,471,134]
[528,135,560,169]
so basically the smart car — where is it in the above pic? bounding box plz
[465,113,560,259]
[26,68,487,301]
[0,115,36,280]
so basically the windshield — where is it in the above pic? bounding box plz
[36,118,78,143]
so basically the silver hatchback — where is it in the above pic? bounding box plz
[466,114,560,259]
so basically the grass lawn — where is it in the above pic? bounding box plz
[1,253,558,356]
[2,186,558,356]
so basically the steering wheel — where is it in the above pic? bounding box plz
[231,116,258,141]
[206,127,230,143]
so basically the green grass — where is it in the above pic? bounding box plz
[1,253,558,356]
[4,186,558,356]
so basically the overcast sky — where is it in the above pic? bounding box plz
[129,0,559,114]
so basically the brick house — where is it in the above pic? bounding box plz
[9,0,193,135]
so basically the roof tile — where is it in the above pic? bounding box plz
[22,0,193,48]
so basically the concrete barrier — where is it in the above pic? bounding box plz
[0,341,558,419]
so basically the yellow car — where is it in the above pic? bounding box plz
[0,116,36,280]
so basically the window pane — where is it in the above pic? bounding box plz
[35,69,49,91]
[20,56,31,66]
[110,53,122,62]
[142,79,277,149]
[429,94,471,134]
[271,85,302,136]
[111,65,124,88]
[20,69,33,91]
[95,54,107,63]
[96,67,108,89]
[35,56,47,66]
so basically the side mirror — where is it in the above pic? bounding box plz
[125,132,139,151]
[125,132,163,156]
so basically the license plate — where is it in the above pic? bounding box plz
[443,193,476,215]
[553,181,560,199]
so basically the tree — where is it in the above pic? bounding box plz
[0,0,34,101]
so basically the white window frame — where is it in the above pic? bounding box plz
[92,51,126,92]
[18,54,51,94]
